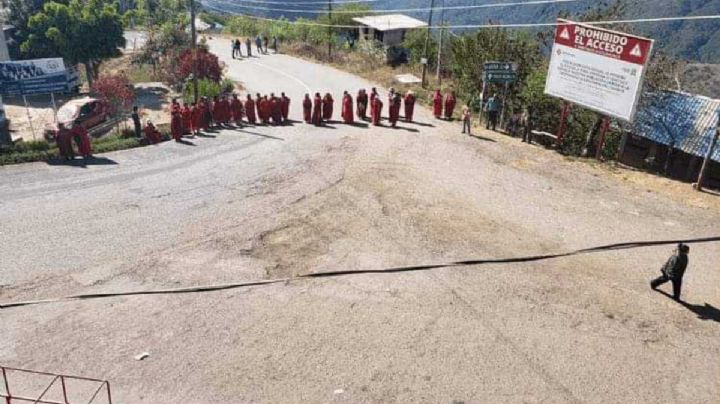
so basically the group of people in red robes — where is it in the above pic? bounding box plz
[54,122,93,160]
[303,92,335,126]
[432,90,457,121]
[301,88,417,128]
[166,93,295,142]
[169,95,251,141]
[253,92,291,126]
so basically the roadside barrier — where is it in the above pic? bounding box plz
[1,236,718,310]
[0,365,112,404]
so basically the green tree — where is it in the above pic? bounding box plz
[21,0,126,85]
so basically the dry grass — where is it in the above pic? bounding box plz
[283,42,457,111]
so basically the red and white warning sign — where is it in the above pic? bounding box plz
[545,19,654,122]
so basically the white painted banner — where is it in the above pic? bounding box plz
[545,19,654,122]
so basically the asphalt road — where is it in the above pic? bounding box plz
[1,38,719,403]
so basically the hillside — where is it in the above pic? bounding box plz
[203,0,720,63]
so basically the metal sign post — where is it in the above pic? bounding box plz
[22,95,37,140]
[50,92,58,124]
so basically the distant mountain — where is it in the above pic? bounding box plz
[203,0,720,62]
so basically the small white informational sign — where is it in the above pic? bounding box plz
[545,19,654,122]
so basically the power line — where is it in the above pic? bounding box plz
[201,4,720,30]
[224,0,381,4]
[205,0,582,15]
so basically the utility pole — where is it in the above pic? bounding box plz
[420,0,435,88]
[327,0,333,60]
[190,0,199,103]
[695,110,720,192]
[435,0,445,84]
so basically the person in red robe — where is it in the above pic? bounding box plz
[70,123,92,157]
[230,94,244,126]
[388,92,401,127]
[322,93,334,122]
[201,97,212,130]
[211,96,222,127]
[302,94,312,123]
[55,123,74,160]
[144,121,162,144]
[370,87,378,103]
[356,89,368,120]
[255,94,263,123]
[432,89,443,119]
[280,92,290,123]
[220,95,232,125]
[170,100,184,141]
[387,89,396,125]
[403,91,416,123]
[269,94,281,126]
[181,102,192,134]
[260,96,271,124]
[245,95,256,124]
[190,102,202,135]
[444,91,457,120]
[371,96,383,126]
[341,91,354,124]
[312,93,323,126]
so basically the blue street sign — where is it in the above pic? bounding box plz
[0,58,69,96]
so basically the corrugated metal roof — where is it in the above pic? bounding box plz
[632,91,720,162]
[352,14,427,32]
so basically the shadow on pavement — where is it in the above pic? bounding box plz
[47,156,118,167]
[655,290,720,322]
[468,133,497,142]
[238,129,285,141]
[195,133,217,138]
[176,139,197,146]
[348,121,370,128]
[406,120,435,128]
[390,125,419,133]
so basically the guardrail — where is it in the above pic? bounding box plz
[1,366,112,404]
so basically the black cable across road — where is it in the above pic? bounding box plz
[1,236,718,309]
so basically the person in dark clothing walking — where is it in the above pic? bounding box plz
[131,106,142,138]
[651,243,690,301]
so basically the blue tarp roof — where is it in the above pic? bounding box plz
[632,91,720,163]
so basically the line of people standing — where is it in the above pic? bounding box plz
[301,87,417,128]
[165,92,293,141]
[232,35,278,59]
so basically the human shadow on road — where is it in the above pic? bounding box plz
[47,156,118,167]
[655,290,720,322]
[195,133,217,138]
[404,119,435,128]
[175,139,197,146]
[238,129,285,141]
[468,133,497,142]
[314,124,337,130]
[347,121,370,128]
[389,125,420,133]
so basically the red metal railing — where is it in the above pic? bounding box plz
[1,366,111,404]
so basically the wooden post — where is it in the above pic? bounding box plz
[556,102,570,147]
[436,0,445,83]
[595,116,610,160]
[617,131,629,162]
[189,0,198,103]
[500,81,509,131]
[327,0,333,60]
[695,112,720,191]
[420,0,436,88]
